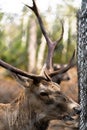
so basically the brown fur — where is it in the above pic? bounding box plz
[0,78,80,130]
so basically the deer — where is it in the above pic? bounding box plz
[0,0,81,130]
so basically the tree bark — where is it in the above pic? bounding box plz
[77,0,87,130]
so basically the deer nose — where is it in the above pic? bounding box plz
[73,107,81,114]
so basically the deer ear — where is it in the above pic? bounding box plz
[11,72,33,88]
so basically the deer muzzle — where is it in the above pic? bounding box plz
[73,107,81,114]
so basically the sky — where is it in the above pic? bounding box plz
[0,0,82,15]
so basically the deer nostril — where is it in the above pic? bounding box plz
[73,107,81,114]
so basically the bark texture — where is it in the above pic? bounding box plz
[77,0,87,130]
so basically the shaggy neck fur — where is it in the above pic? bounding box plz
[7,89,49,130]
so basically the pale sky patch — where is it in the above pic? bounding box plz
[0,0,82,14]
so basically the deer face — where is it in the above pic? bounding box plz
[25,79,80,122]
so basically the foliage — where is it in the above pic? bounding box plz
[0,1,78,70]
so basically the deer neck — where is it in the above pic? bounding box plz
[34,119,49,130]
[11,90,49,130]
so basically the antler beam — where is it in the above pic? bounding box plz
[0,59,46,81]
[26,0,64,73]
[49,50,76,77]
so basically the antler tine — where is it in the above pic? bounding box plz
[26,0,64,74]
[49,50,76,77]
[0,59,46,81]
[53,20,64,47]
[25,0,51,45]
[69,49,76,64]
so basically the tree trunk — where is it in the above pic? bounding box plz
[36,35,46,74]
[62,17,69,62]
[77,0,87,130]
[27,16,37,73]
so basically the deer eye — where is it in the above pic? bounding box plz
[61,96,67,102]
[40,91,49,97]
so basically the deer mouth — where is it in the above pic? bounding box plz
[62,112,79,122]
[63,115,74,121]
[57,114,75,121]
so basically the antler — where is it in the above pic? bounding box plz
[0,59,46,82]
[26,0,75,84]
[49,50,76,78]
[0,1,74,85]
[26,0,64,73]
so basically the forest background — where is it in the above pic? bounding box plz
[0,0,81,73]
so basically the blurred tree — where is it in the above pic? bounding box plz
[0,12,27,69]
[36,35,46,73]
[0,11,6,57]
[26,15,37,73]
[51,18,63,63]
[36,14,50,73]
[0,0,80,71]
[51,0,77,63]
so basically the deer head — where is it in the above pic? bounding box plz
[0,60,80,130]
[17,75,80,122]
